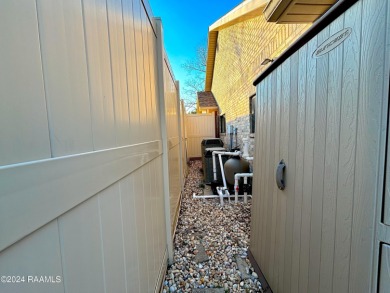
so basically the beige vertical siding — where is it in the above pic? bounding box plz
[0,0,180,292]
[250,0,390,292]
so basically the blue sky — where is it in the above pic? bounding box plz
[148,0,242,89]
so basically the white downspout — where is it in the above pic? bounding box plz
[242,137,249,158]
[242,137,254,161]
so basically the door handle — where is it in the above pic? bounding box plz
[276,160,286,190]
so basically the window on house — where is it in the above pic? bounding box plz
[220,114,226,134]
[250,94,256,134]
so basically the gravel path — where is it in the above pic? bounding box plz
[162,160,263,292]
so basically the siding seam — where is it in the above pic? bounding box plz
[34,0,53,158]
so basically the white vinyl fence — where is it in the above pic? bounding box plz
[0,1,184,292]
[157,43,183,240]
[180,100,188,179]
[185,114,216,158]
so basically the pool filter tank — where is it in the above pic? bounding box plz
[224,157,250,185]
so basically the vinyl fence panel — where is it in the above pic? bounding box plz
[164,55,182,240]
[0,0,51,166]
[0,1,181,292]
[186,114,216,158]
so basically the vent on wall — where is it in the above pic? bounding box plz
[264,0,337,23]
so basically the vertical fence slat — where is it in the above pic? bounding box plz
[98,184,127,293]
[123,0,140,143]
[59,197,105,293]
[82,0,116,150]
[119,173,141,293]
[0,221,64,293]
[0,0,51,166]
[37,0,94,157]
[107,0,131,147]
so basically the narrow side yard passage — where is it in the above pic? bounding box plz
[163,160,263,292]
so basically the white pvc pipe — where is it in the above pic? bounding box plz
[226,189,231,204]
[212,153,217,181]
[212,150,241,183]
[242,137,249,158]
[192,192,252,205]
[234,177,239,203]
[192,193,221,199]
[244,176,248,204]
[234,173,253,179]
[213,151,241,155]
[234,173,253,203]
[217,187,225,206]
[218,154,227,189]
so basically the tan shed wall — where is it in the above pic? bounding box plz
[250,0,390,292]
[0,0,183,292]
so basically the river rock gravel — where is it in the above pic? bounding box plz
[162,160,263,293]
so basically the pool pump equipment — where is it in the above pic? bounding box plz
[193,138,253,206]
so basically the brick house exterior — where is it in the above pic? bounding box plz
[204,0,311,156]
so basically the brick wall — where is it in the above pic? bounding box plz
[212,15,310,156]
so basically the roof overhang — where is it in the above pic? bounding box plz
[209,0,269,31]
[264,0,337,23]
[205,0,337,91]
[205,0,269,91]
[254,0,355,85]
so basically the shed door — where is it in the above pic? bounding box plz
[383,115,390,226]
[379,77,390,290]
[250,1,389,292]
[379,244,390,293]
